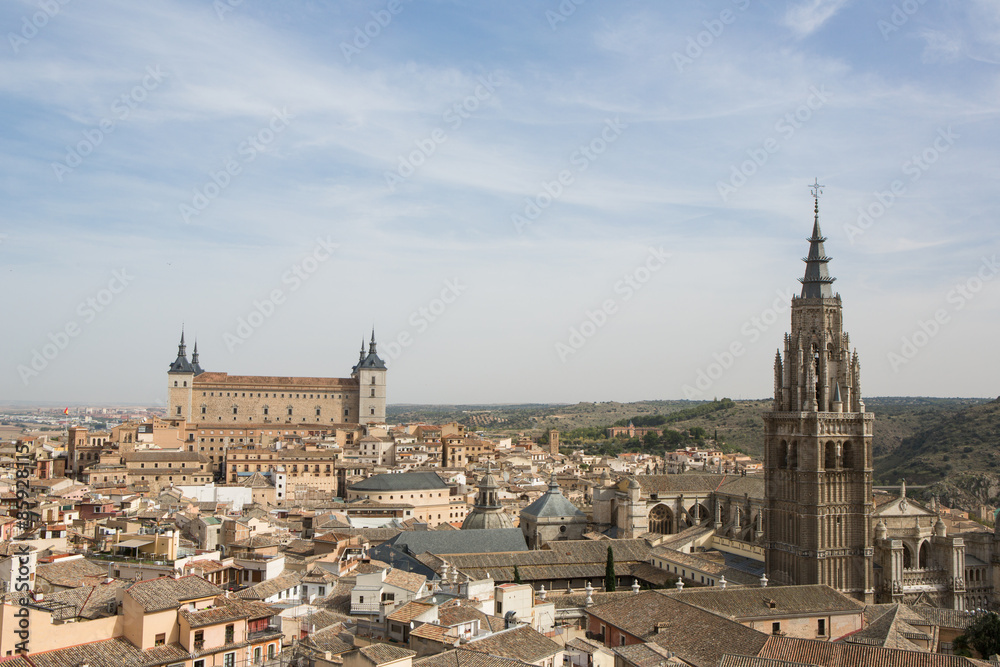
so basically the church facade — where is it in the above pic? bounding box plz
[166,331,387,427]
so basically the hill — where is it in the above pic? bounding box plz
[873,398,1000,507]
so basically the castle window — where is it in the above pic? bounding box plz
[176,406,182,415]
[371,377,376,385]
[263,406,269,415]
[824,442,836,470]
[233,407,238,415]
[371,408,375,415]
[201,406,207,414]
[183,381,187,387]
[174,381,178,387]
[287,407,293,416]
[842,442,854,469]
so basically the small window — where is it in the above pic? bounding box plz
[817,619,826,636]
[155,633,165,646]
[772,622,781,635]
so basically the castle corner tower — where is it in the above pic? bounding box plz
[352,329,387,425]
[764,182,875,602]
[167,330,197,421]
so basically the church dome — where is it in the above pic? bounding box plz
[521,474,585,520]
[462,463,514,530]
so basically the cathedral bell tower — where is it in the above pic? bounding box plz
[763,181,875,603]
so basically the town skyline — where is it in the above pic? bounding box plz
[3,1,998,405]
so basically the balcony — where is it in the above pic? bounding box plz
[901,568,948,589]
[248,625,283,642]
[352,601,382,614]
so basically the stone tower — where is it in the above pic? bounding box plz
[548,429,560,456]
[352,330,387,425]
[167,330,197,421]
[763,185,875,603]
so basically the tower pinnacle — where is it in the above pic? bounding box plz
[799,179,836,299]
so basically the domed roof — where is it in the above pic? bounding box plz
[521,474,585,519]
[462,462,515,530]
[461,507,514,530]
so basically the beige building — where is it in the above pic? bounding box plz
[226,444,342,502]
[166,330,386,427]
[124,450,213,491]
[347,472,467,526]
[0,575,282,664]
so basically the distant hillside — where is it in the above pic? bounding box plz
[388,400,703,433]
[874,398,1000,497]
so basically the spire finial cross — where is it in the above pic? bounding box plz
[809,178,824,200]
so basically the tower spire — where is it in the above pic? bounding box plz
[191,340,204,375]
[799,179,836,298]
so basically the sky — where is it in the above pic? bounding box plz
[1,0,998,406]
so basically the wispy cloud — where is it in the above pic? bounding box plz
[783,0,851,38]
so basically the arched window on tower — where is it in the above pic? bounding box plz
[842,442,853,469]
[779,441,788,469]
[824,441,836,470]
[903,543,913,569]
[919,541,929,569]
[789,442,798,469]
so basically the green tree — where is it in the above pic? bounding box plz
[513,565,522,584]
[957,611,1000,658]
[663,430,684,446]
[605,546,616,591]
[643,431,660,449]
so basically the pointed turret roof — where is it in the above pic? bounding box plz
[168,329,196,374]
[191,341,205,375]
[799,181,836,299]
[354,329,386,371]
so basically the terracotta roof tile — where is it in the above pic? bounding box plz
[463,626,561,664]
[126,575,223,612]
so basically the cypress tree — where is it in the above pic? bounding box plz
[605,546,616,591]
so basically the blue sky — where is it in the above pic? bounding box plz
[1,0,997,406]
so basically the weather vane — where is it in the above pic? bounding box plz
[809,178,824,200]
